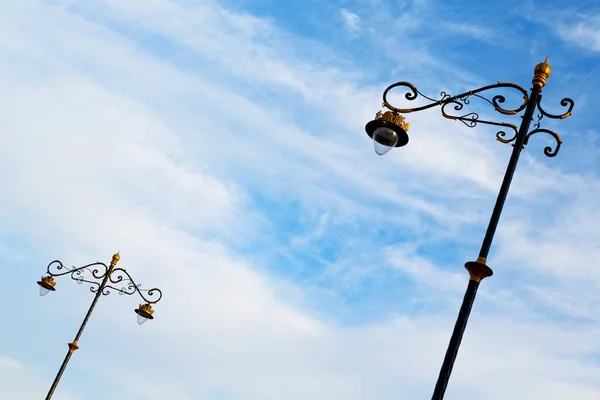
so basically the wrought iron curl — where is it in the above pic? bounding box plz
[437,97,520,143]
[46,260,67,275]
[379,81,527,146]
[72,268,85,281]
[86,283,113,296]
[104,276,139,296]
[491,93,516,113]
[144,288,162,304]
[382,81,529,115]
[523,128,563,157]
[440,99,480,127]
[458,93,471,105]
[106,268,163,304]
[533,113,543,130]
[87,281,102,294]
[46,261,108,293]
[536,95,574,120]
[496,129,518,144]
[46,261,108,279]
[116,280,140,296]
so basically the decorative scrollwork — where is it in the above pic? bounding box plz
[87,282,103,294]
[536,95,574,120]
[47,260,108,287]
[439,91,451,103]
[496,129,518,144]
[533,113,543,130]
[523,128,563,157]
[441,99,479,126]
[46,260,69,276]
[105,268,163,304]
[458,93,471,105]
[381,81,527,145]
[382,81,529,116]
[44,260,161,303]
[41,256,163,319]
[373,70,575,166]
[438,98,519,143]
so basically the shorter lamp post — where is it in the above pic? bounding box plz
[37,252,163,400]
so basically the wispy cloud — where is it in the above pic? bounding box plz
[441,21,498,43]
[1,0,600,399]
[554,14,600,52]
[340,9,362,35]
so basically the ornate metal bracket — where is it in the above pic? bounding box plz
[45,260,162,303]
[47,260,109,293]
[380,81,573,157]
[536,94,574,120]
[105,267,162,304]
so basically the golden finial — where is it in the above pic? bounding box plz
[110,251,121,266]
[532,56,552,88]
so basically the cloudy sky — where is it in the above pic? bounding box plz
[1,0,600,399]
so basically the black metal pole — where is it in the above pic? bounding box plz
[430,79,545,399]
[477,85,543,260]
[45,253,119,400]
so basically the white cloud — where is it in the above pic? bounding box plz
[0,355,82,400]
[0,0,599,399]
[340,9,362,34]
[555,16,600,52]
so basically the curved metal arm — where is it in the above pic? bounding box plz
[382,81,529,115]
[523,128,563,157]
[440,99,519,143]
[381,81,529,145]
[104,267,163,304]
[46,260,109,293]
[536,94,574,119]
[47,260,109,279]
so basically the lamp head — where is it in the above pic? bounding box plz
[365,111,410,155]
[37,276,56,296]
[134,303,155,325]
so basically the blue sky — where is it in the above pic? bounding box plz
[1,0,600,399]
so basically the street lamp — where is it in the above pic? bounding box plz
[37,252,163,400]
[365,58,574,399]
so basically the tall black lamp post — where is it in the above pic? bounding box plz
[37,252,163,400]
[365,58,574,399]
